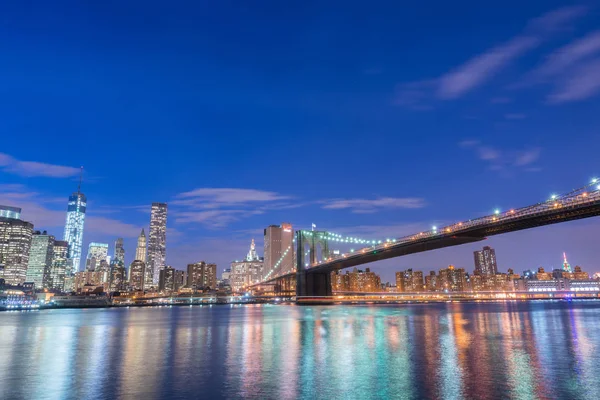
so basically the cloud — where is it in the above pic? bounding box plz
[438,37,539,99]
[0,152,80,178]
[504,113,526,120]
[535,31,600,77]
[394,6,587,107]
[172,188,291,227]
[321,197,425,213]
[460,141,541,172]
[547,58,600,103]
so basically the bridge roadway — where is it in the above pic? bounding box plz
[254,183,600,296]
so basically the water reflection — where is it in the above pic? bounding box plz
[1,302,600,399]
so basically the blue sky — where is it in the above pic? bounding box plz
[1,1,600,281]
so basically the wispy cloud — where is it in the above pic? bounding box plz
[460,140,541,172]
[535,30,600,78]
[0,152,80,178]
[321,197,425,214]
[395,6,587,107]
[547,58,600,103]
[172,188,292,227]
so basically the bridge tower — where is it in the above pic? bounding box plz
[295,230,332,297]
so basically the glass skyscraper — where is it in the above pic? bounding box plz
[63,190,86,272]
[147,203,167,286]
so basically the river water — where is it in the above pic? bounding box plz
[1,301,600,399]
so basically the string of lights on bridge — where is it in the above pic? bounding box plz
[256,178,600,283]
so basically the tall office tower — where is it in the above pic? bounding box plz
[0,216,34,285]
[473,246,498,276]
[147,203,167,286]
[230,239,264,291]
[50,240,69,292]
[63,173,87,272]
[264,223,294,277]
[135,229,147,262]
[0,205,21,219]
[85,242,108,271]
[113,238,125,266]
[26,231,55,290]
[129,260,146,291]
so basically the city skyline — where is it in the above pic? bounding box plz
[1,2,600,282]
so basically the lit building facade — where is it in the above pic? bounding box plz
[63,191,86,272]
[50,240,69,292]
[25,231,55,290]
[159,266,176,292]
[264,223,294,277]
[474,246,498,276]
[129,260,146,291]
[0,205,21,220]
[135,229,146,263]
[230,239,264,292]
[147,203,167,286]
[187,262,217,290]
[85,242,108,272]
[0,216,34,285]
[110,264,127,292]
[114,238,125,267]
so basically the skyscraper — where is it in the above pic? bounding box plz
[147,203,167,286]
[85,242,108,272]
[50,240,69,292]
[26,231,55,289]
[63,174,86,272]
[0,216,34,286]
[264,223,294,277]
[230,239,264,291]
[474,246,498,276]
[135,229,146,262]
[562,252,572,273]
[114,238,125,266]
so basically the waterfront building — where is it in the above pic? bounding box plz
[395,269,424,292]
[474,246,498,276]
[0,216,34,285]
[73,271,104,292]
[50,240,69,292]
[174,270,186,291]
[347,267,381,292]
[110,264,127,292]
[264,223,294,277]
[536,267,552,281]
[573,266,589,280]
[85,242,108,272]
[147,203,167,286]
[187,262,217,290]
[230,239,264,292]
[0,205,21,220]
[159,266,176,292]
[114,238,125,266]
[440,265,467,292]
[332,270,350,291]
[25,231,55,290]
[129,260,146,291]
[425,271,437,291]
[135,229,146,263]
[63,185,87,272]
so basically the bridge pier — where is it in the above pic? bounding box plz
[296,269,332,297]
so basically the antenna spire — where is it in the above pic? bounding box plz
[78,166,83,193]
